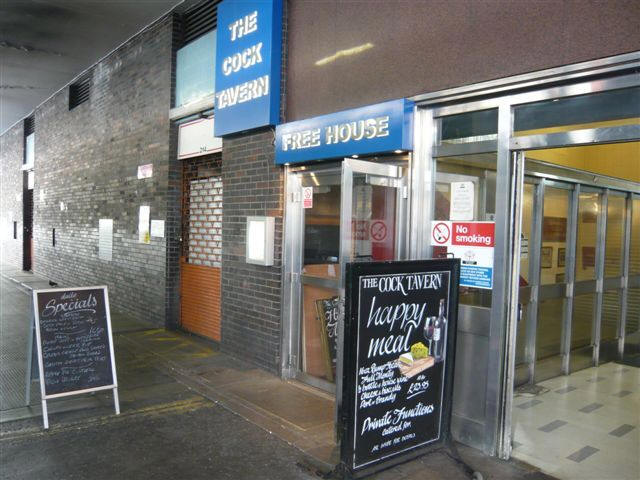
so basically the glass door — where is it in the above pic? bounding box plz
[534,181,573,382]
[599,191,628,363]
[570,187,603,372]
[624,194,640,360]
[286,158,407,392]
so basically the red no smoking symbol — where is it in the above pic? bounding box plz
[370,221,387,241]
[432,222,450,244]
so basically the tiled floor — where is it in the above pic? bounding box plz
[512,362,639,480]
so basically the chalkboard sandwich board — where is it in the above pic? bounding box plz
[32,286,120,428]
[340,259,460,478]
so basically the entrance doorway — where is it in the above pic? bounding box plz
[511,147,639,479]
[283,156,408,392]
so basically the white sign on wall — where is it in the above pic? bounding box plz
[178,117,223,160]
[99,219,113,261]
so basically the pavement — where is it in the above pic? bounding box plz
[0,264,556,480]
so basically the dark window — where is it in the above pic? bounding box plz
[182,0,219,45]
[24,116,34,136]
[69,73,91,110]
[23,116,35,166]
[13,222,17,239]
[52,228,56,247]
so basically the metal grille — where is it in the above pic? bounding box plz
[24,116,34,136]
[69,73,91,110]
[182,0,219,45]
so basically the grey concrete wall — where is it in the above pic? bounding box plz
[0,123,24,269]
[221,130,284,374]
[30,16,175,327]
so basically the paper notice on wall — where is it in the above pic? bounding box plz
[137,164,153,179]
[521,234,529,258]
[138,206,150,244]
[450,182,474,220]
[150,220,165,238]
[99,219,113,261]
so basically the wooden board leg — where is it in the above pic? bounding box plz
[113,387,120,415]
[41,399,49,429]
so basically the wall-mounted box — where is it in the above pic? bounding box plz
[246,216,274,266]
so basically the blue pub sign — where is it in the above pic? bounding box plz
[214,0,283,137]
[275,99,414,165]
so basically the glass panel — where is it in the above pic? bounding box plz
[571,293,595,350]
[175,30,216,108]
[601,290,620,342]
[301,178,341,384]
[625,287,640,361]
[440,109,498,144]
[434,154,497,308]
[514,86,640,136]
[515,183,535,367]
[540,187,569,285]
[576,192,601,281]
[600,289,621,362]
[303,182,340,272]
[351,173,397,262]
[536,186,569,363]
[630,197,640,274]
[301,284,340,383]
[536,298,565,359]
[604,195,626,278]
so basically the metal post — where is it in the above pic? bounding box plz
[113,387,120,415]
[497,150,525,459]
[486,101,512,458]
[25,304,35,406]
[562,184,580,374]
[619,193,632,357]
[593,190,608,366]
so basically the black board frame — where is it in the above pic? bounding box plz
[32,285,120,429]
[340,259,460,478]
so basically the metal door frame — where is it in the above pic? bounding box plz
[281,158,408,399]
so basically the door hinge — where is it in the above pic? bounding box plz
[290,272,300,283]
[288,354,297,367]
[291,191,301,203]
[402,185,408,199]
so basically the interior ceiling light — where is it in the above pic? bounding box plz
[315,43,374,66]
[394,150,403,154]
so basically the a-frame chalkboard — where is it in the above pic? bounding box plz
[32,286,120,428]
[340,259,460,478]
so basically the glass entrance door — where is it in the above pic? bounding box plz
[286,158,407,392]
[570,187,602,372]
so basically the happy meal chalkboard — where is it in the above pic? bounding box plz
[340,259,459,477]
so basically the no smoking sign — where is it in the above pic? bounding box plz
[370,221,387,242]
[432,222,451,245]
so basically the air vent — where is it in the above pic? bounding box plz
[183,0,219,45]
[69,73,91,110]
[24,116,35,136]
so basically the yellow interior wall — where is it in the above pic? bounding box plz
[526,141,640,183]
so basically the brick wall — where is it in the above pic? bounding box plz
[29,16,175,327]
[0,123,24,268]
[221,130,284,374]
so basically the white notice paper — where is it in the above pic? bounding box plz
[99,219,113,261]
[139,206,150,244]
[150,220,165,238]
[450,182,474,221]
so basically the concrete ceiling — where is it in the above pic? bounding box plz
[0,0,195,134]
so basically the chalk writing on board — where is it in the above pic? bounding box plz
[36,288,114,396]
